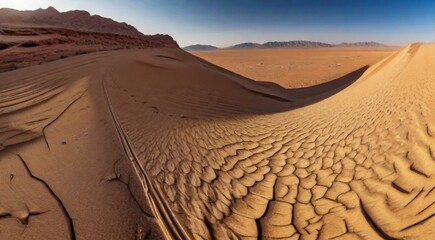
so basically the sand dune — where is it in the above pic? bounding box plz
[1,44,434,239]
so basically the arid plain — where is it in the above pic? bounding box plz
[192,48,396,88]
[1,6,435,240]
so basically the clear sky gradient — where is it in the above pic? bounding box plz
[1,0,434,47]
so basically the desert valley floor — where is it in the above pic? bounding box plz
[192,48,395,88]
[1,43,435,240]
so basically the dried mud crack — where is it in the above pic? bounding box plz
[16,154,76,240]
[1,44,435,239]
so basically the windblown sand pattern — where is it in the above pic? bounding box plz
[0,44,434,239]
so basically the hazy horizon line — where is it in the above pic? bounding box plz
[181,40,406,48]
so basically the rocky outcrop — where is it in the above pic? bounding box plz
[0,7,144,38]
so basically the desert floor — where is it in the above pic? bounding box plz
[192,48,396,88]
[1,44,434,239]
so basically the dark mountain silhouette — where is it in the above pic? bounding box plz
[228,42,262,49]
[182,44,218,51]
[228,41,385,49]
[183,41,387,51]
[336,42,387,47]
[262,41,334,48]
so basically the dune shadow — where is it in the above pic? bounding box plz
[110,49,372,119]
[282,65,369,108]
[183,49,369,113]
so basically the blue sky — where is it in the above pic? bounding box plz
[1,0,434,47]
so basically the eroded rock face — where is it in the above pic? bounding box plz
[0,7,179,73]
[0,6,144,39]
[0,44,434,239]
[0,26,178,73]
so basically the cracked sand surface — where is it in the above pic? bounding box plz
[0,44,434,239]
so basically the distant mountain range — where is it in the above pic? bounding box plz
[182,44,219,51]
[336,42,387,47]
[229,42,262,49]
[183,41,387,51]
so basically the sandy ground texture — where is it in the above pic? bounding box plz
[0,43,434,240]
[192,48,396,88]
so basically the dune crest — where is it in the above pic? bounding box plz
[0,44,434,239]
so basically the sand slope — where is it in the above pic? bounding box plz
[0,44,434,239]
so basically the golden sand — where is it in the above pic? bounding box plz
[0,44,434,239]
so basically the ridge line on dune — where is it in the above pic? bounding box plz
[101,75,190,240]
[16,154,76,240]
[359,200,400,240]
